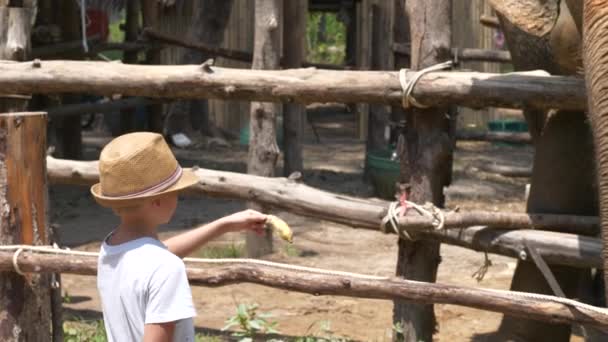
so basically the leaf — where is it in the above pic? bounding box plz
[248,319,262,331]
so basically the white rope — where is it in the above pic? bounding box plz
[381,201,446,240]
[0,245,388,280]
[1,245,607,317]
[399,61,453,109]
[12,248,25,276]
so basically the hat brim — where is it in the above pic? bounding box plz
[90,169,199,208]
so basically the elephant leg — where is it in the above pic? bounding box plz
[496,112,599,341]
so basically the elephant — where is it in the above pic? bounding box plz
[482,1,604,341]
[583,0,608,319]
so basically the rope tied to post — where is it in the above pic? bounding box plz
[399,60,454,109]
[381,200,446,240]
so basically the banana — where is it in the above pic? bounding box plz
[266,215,293,243]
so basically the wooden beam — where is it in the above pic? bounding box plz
[45,157,602,267]
[2,251,607,330]
[393,43,512,63]
[0,112,51,341]
[0,61,587,111]
[143,27,345,70]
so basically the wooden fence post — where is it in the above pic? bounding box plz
[393,1,453,341]
[0,112,52,341]
[282,0,306,176]
[246,0,282,257]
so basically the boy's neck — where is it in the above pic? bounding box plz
[109,219,159,245]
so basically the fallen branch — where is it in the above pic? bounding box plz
[1,251,607,329]
[0,61,586,110]
[456,131,531,144]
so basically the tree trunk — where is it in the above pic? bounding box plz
[0,112,52,342]
[246,0,282,257]
[119,0,140,135]
[282,0,306,176]
[393,1,453,341]
[165,0,234,139]
[583,0,608,308]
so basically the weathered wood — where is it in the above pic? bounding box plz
[282,0,306,176]
[394,0,453,339]
[0,61,587,110]
[456,131,532,144]
[0,6,30,114]
[141,0,163,132]
[143,26,344,70]
[0,112,51,341]
[477,164,532,178]
[393,43,512,63]
[246,0,282,258]
[2,251,607,330]
[46,157,600,236]
[143,27,252,62]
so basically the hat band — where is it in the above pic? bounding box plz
[104,166,183,199]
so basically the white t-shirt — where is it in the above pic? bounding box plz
[97,236,196,341]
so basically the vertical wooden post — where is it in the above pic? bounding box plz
[0,112,52,341]
[141,0,163,133]
[282,0,306,176]
[54,0,82,159]
[393,1,452,341]
[119,0,140,134]
[366,2,392,170]
[247,0,282,257]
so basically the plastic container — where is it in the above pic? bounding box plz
[366,149,400,200]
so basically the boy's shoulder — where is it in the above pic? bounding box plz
[101,237,185,271]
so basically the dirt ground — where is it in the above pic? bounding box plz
[54,113,545,341]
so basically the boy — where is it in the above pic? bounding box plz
[91,132,267,341]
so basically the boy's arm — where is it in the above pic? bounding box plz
[143,322,175,342]
[163,209,267,258]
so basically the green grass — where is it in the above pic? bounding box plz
[193,243,245,259]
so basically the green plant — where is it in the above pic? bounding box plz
[222,303,279,341]
[284,244,300,257]
[63,319,107,342]
[307,12,346,65]
[195,242,245,259]
[195,333,223,342]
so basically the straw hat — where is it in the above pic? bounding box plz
[90,132,198,208]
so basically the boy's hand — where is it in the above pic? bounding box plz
[221,209,267,235]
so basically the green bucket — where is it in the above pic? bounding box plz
[366,149,400,200]
[488,119,528,147]
[240,118,284,146]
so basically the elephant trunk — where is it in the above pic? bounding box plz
[583,0,608,302]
